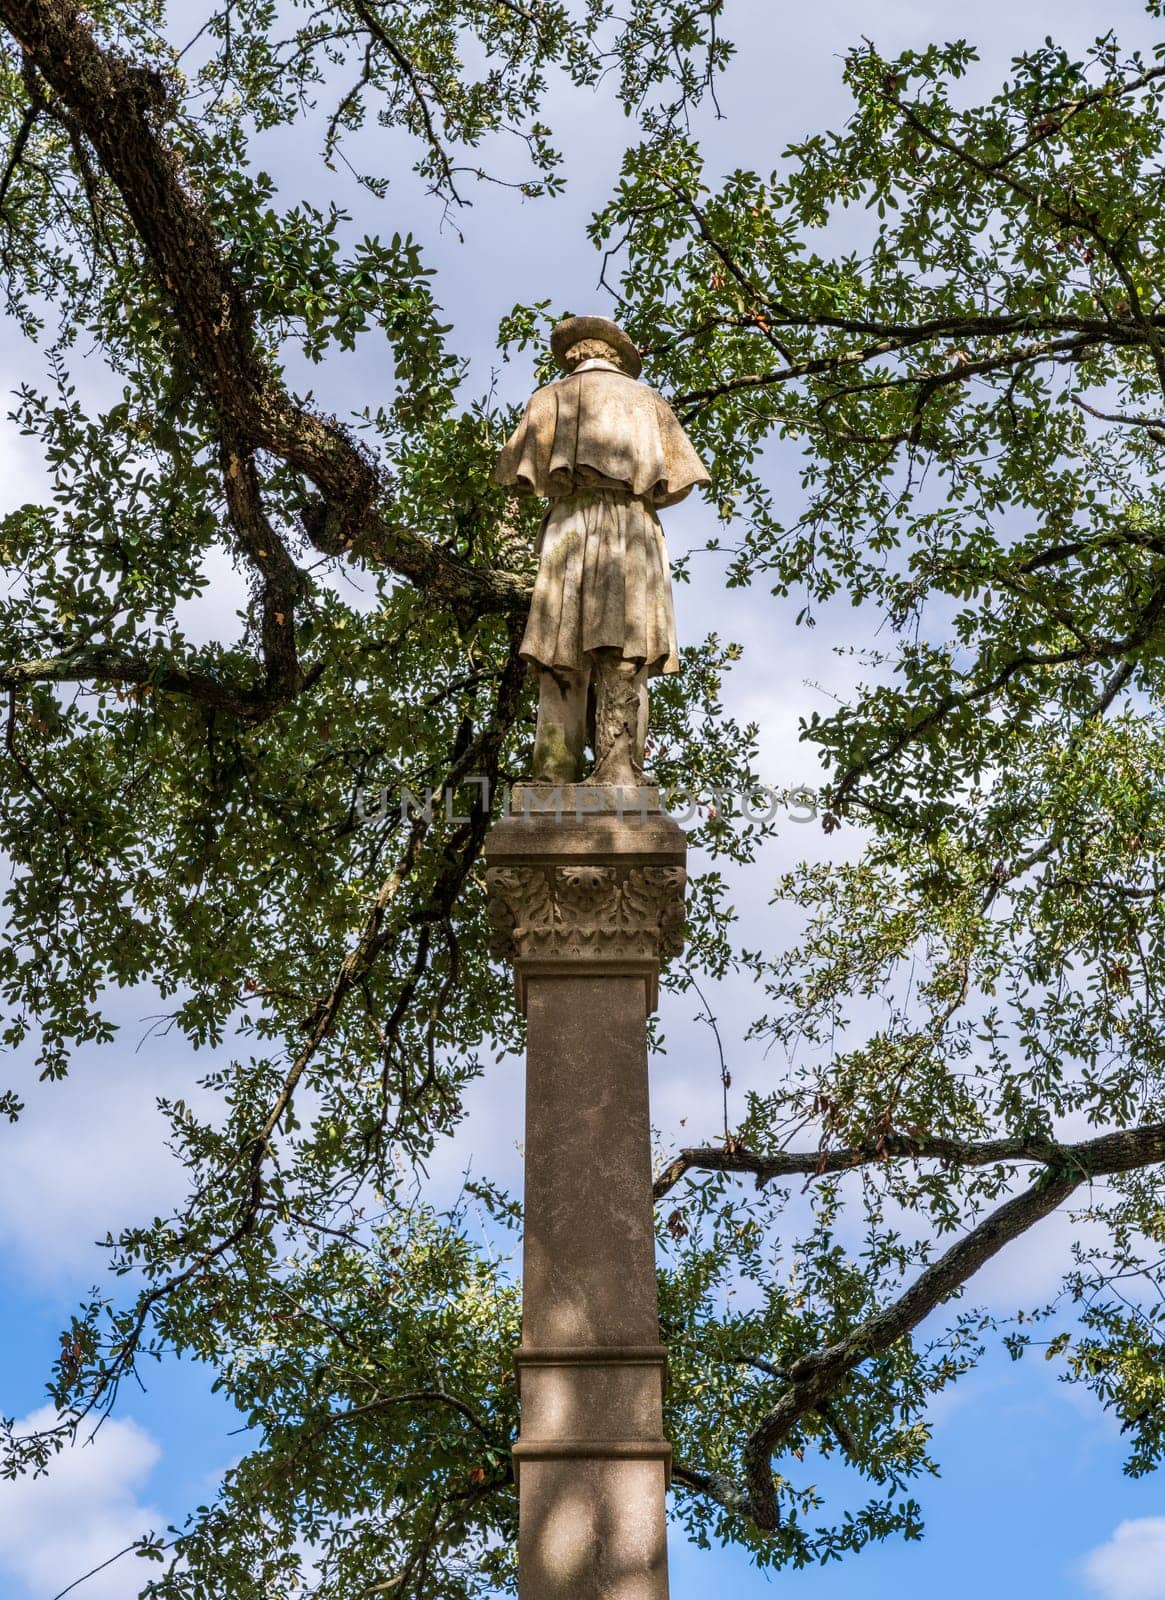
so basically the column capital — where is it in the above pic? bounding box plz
[484,786,687,1014]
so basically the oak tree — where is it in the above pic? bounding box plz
[2,1,1165,1593]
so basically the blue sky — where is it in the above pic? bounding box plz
[3,1,1165,1596]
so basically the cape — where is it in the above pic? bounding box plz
[494,360,710,509]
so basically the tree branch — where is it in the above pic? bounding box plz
[0,92,39,217]
[829,568,1165,812]
[1072,392,1165,447]
[660,1117,1165,1528]
[880,76,1165,399]
[67,621,529,1422]
[741,1167,1080,1528]
[0,0,528,622]
[654,1116,1165,1202]
[670,1458,752,1514]
[0,644,295,718]
[313,1388,503,1450]
[347,1,462,202]
[218,431,308,697]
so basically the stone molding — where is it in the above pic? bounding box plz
[486,863,686,965]
[511,1437,673,1489]
[513,1343,669,1398]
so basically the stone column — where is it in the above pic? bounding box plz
[486,784,687,1600]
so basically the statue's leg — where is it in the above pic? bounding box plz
[532,666,589,783]
[591,652,647,787]
[636,679,649,774]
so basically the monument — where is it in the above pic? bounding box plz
[486,318,707,1599]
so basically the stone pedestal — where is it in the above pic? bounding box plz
[486,785,686,1600]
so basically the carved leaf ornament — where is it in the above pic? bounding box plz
[486,864,686,962]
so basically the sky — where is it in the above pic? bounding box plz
[2,1,1165,1597]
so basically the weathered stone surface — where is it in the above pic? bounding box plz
[485,863,686,964]
[494,316,709,785]
[518,1456,670,1600]
[486,792,686,1600]
[485,792,687,1015]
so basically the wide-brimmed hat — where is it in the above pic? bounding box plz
[549,315,643,378]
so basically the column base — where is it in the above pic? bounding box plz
[517,1453,670,1600]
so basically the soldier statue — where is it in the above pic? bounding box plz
[495,315,710,786]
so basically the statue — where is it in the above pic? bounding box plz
[495,315,710,786]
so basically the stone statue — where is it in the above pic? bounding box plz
[495,315,710,786]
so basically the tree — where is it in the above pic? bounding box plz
[1,0,1164,1593]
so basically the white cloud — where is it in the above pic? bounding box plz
[1082,1518,1165,1600]
[0,1406,163,1600]
[0,1043,189,1284]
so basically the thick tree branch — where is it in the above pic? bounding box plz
[0,92,39,216]
[654,1116,1165,1201]
[0,0,528,622]
[661,1119,1165,1528]
[218,432,308,697]
[0,644,295,718]
[672,1160,1099,1531]
[671,1459,752,1514]
[740,1168,1080,1528]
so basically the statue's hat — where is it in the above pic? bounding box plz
[550,315,643,379]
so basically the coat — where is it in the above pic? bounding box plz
[494,359,710,675]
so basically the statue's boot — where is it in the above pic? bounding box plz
[591,653,647,787]
[531,666,588,783]
[636,678,650,776]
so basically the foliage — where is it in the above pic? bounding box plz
[598,1,1165,1542]
[1,0,1165,1594]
